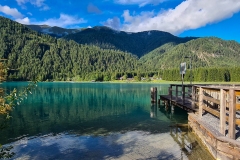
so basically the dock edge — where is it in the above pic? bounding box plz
[188,113,240,160]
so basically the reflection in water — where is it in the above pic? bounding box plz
[0,82,214,159]
[1,82,171,143]
[150,104,157,118]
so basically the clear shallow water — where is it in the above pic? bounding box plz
[0,82,214,160]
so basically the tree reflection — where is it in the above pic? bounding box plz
[0,83,172,143]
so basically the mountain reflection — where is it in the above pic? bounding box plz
[0,82,175,144]
[0,82,215,160]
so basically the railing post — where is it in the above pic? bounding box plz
[220,89,226,135]
[176,85,178,101]
[182,85,185,104]
[191,85,195,109]
[228,89,236,139]
[199,87,203,118]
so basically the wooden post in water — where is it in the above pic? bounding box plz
[228,89,236,139]
[169,85,172,101]
[220,89,226,135]
[151,87,157,103]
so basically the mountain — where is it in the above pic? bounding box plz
[139,37,240,70]
[1,16,240,82]
[25,24,81,38]
[63,26,196,57]
[27,25,196,58]
[0,16,140,81]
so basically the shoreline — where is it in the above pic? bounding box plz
[2,80,240,85]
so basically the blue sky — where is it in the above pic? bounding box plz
[0,0,240,42]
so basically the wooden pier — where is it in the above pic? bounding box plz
[159,84,197,112]
[158,84,240,159]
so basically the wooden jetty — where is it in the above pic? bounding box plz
[159,84,197,112]
[158,84,240,159]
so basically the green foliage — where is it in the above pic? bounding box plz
[0,82,37,118]
[122,74,127,80]
[0,59,37,159]
[0,16,140,81]
[103,72,111,81]
[160,67,240,82]
[0,81,37,159]
[136,71,141,81]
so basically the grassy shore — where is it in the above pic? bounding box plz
[56,80,240,85]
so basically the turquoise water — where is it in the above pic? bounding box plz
[0,82,213,160]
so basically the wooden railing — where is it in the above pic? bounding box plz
[168,84,198,107]
[168,84,240,140]
[197,85,240,139]
[169,84,192,99]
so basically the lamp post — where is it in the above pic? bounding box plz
[185,56,192,84]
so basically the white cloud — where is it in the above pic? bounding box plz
[120,0,240,35]
[0,4,31,25]
[16,17,30,24]
[16,0,43,7]
[33,14,86,28]
[0,5,23,18]
[16,0,49,10]
[103,17,121,30]
[33,0,45,7]
[115,0,165,7]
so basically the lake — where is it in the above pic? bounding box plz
[0,82,214,160]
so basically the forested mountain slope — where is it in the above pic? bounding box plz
[0,16,140,81]
[140,38,240,71]
[63,26,196,57]
[1,16,240,82]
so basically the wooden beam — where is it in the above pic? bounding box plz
[202,105,220,117]
[202,95,220,105]
[202,105,240,125]
[220,89,226,135]
[228,89,236,139]
[201,87,220,92]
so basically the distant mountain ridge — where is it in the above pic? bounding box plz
[25,24,197,57]
[26,24,81,38]
[63,26,197,57]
